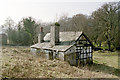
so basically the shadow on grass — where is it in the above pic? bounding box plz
[84,63,120,77]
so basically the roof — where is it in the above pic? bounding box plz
[31,42,73,52]
[31,31,82,52]
[44,32,82,42]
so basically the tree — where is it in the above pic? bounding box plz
[58,14,70,31]
[115,1,120,49]
[4,17,15,29]
[91,9,105,47]
[72,14,88,32]
[22,17,38,45]
[4,17,39,46]
[118,2,120,49]
[91,2,118,50]
[15,21,31,46]
[3,17,15,44]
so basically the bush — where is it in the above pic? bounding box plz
[55,22,60,26]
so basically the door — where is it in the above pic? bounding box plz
[49,51,53,60]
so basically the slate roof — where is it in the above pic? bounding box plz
[44,32,82,42]
[30,31,82,52]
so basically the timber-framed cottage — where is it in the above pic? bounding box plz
[31,25,93,65]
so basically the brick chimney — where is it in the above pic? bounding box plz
[38,27,44,43]
[50,25,59,46]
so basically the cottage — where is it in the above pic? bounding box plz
[30,25,93,65]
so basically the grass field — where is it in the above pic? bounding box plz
[92,51,120,77]
[1,46,120,78]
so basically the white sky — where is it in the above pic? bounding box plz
[0,0,119,27]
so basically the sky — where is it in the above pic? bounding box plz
[0,0,119,28]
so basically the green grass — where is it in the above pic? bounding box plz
[93,51,118,68]
[91,50,120,77]
[93,42,115,50]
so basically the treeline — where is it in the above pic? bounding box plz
[2,2,120,50]
[58,2,119,50]
[3,17,40,46]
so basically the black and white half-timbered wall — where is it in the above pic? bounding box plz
[75,33,93,65]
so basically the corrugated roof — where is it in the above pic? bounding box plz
[31,31,82,51]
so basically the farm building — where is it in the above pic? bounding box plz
[31,25,93,65]
[0,31,7,45]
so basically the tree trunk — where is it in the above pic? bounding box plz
[94,40,97,47]
[99,43,101,47]
[108,41,111,51]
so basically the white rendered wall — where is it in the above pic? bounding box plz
[65,46,75,55]
[58,52,64,61]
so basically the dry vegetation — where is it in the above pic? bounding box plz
[1,46,119,78]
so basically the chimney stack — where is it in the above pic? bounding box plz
[50,25,59,46]
[38,27,44,43]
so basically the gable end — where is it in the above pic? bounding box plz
[76,32,94,48]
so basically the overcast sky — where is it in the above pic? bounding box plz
[0,0,119,27]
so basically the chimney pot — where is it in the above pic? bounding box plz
[40,27,43,32]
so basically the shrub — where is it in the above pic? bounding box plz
[55,22,60,26]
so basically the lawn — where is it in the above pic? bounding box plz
[93,50,119,68]
[1,46,120,78]
[91,50,120,77]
